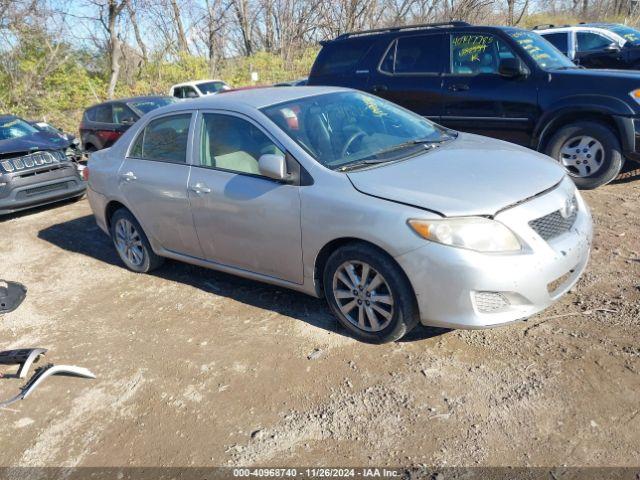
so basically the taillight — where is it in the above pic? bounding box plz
[81,165,89,181]
[96,130,122,142]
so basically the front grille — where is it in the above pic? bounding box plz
[24,182,69,196]
[0,151,64,173]
[474,291,510,313]
[529,195,578,241]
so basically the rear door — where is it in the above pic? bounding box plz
[118,112,203,257]
[366,33,446,121]
[441,32,538,146]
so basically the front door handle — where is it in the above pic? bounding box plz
[189,182,211,195]
[371,84,388,94]
[120,171,137,182]
[448,84,470,92]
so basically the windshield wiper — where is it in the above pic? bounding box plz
[337,138,449,172]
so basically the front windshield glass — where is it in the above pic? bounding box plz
[197,81,229,94]
[0,117,39,141]
[604,24,640,46]
[128,97,177,114]
[509,30,576,70]
[261,91,450,170]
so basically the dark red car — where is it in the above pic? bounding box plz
[79,96,176,152]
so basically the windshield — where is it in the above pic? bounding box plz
[603,24,640,46]
[509,30,576,70]
[0,117,39,141]
[197,81,229,94]
[128,97,177,114]
[261,91,450,170]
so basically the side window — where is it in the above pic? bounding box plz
[85,107,97,121]
[542,32,569,54]
[130,114,191,163]
[112,103,138,124]
[94,105,113,123]
[184,86,198,98]
[313,38,372,76]
[394,35,444,74]
[451,33,517,75]
[172,87,183,99]
[199,113,284,175]
[577,32,612,52]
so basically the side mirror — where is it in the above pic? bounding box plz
[121,117,136,126]
[258,154,287,181]
[604,42,621,52]
[498,57,526,78]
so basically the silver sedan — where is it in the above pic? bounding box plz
[87,87,592,343]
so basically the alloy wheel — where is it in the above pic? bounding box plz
[332,261,394,332]
[559,135,604,177]
[114,218,145,267]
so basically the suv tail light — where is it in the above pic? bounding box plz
[96,130,122,143]
[79,164,89,181]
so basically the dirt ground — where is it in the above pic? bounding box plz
[0,166,639,470]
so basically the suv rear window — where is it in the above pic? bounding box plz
[312,38,372,76]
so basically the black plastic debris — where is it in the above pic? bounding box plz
[0,280,27,314]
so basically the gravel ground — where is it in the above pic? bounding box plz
[0,167,638,468]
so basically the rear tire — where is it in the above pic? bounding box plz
[323,242,419,343]
[544,121,624,189]
[110,209,164,273]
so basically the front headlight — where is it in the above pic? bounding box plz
[629,89,640,105]
[408,217,522,253]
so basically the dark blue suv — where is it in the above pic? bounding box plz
[308,22,640,188]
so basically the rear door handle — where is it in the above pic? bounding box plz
[371,85,388,93]
[448,84,470,92]
[189,182,211,195]
[120,171,137,182]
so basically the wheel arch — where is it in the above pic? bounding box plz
[312,237,414,299]
[535,109,623,152]
[104,200,131,231]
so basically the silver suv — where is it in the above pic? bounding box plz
[87,87,592,343]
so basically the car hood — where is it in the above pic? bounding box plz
[346,133,566,217]
[0,131,70,156]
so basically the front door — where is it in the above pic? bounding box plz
[441,32,539,146]
[574,31,623,69]
[188,112,303,284]
[119,112,203,257]
[367,33,445,121]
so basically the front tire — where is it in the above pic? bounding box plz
[544,121,624,189]
[110,209,164,273]
[323,243,419,343]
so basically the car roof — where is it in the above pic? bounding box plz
[171,79,226,88]
[150,86,348,114]
[324,23,515,44]
[535,23,621,32]
[0,114,18,122]
[85,96,174,110]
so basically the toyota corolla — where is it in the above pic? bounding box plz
[86,87,592,343]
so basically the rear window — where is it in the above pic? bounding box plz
[312,38,372,76]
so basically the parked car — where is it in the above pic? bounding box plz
[169,79,231,99]
[535,23,640,69]
[86,87,592,343]
[0,115,86,215]
[28,120,84,162]
[80,96,177,152]
[306,21,640,189]
[274,78,308,87]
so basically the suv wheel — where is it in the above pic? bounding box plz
[110,209,164,273]
[323,243,419,343]
[544,121,624,189]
